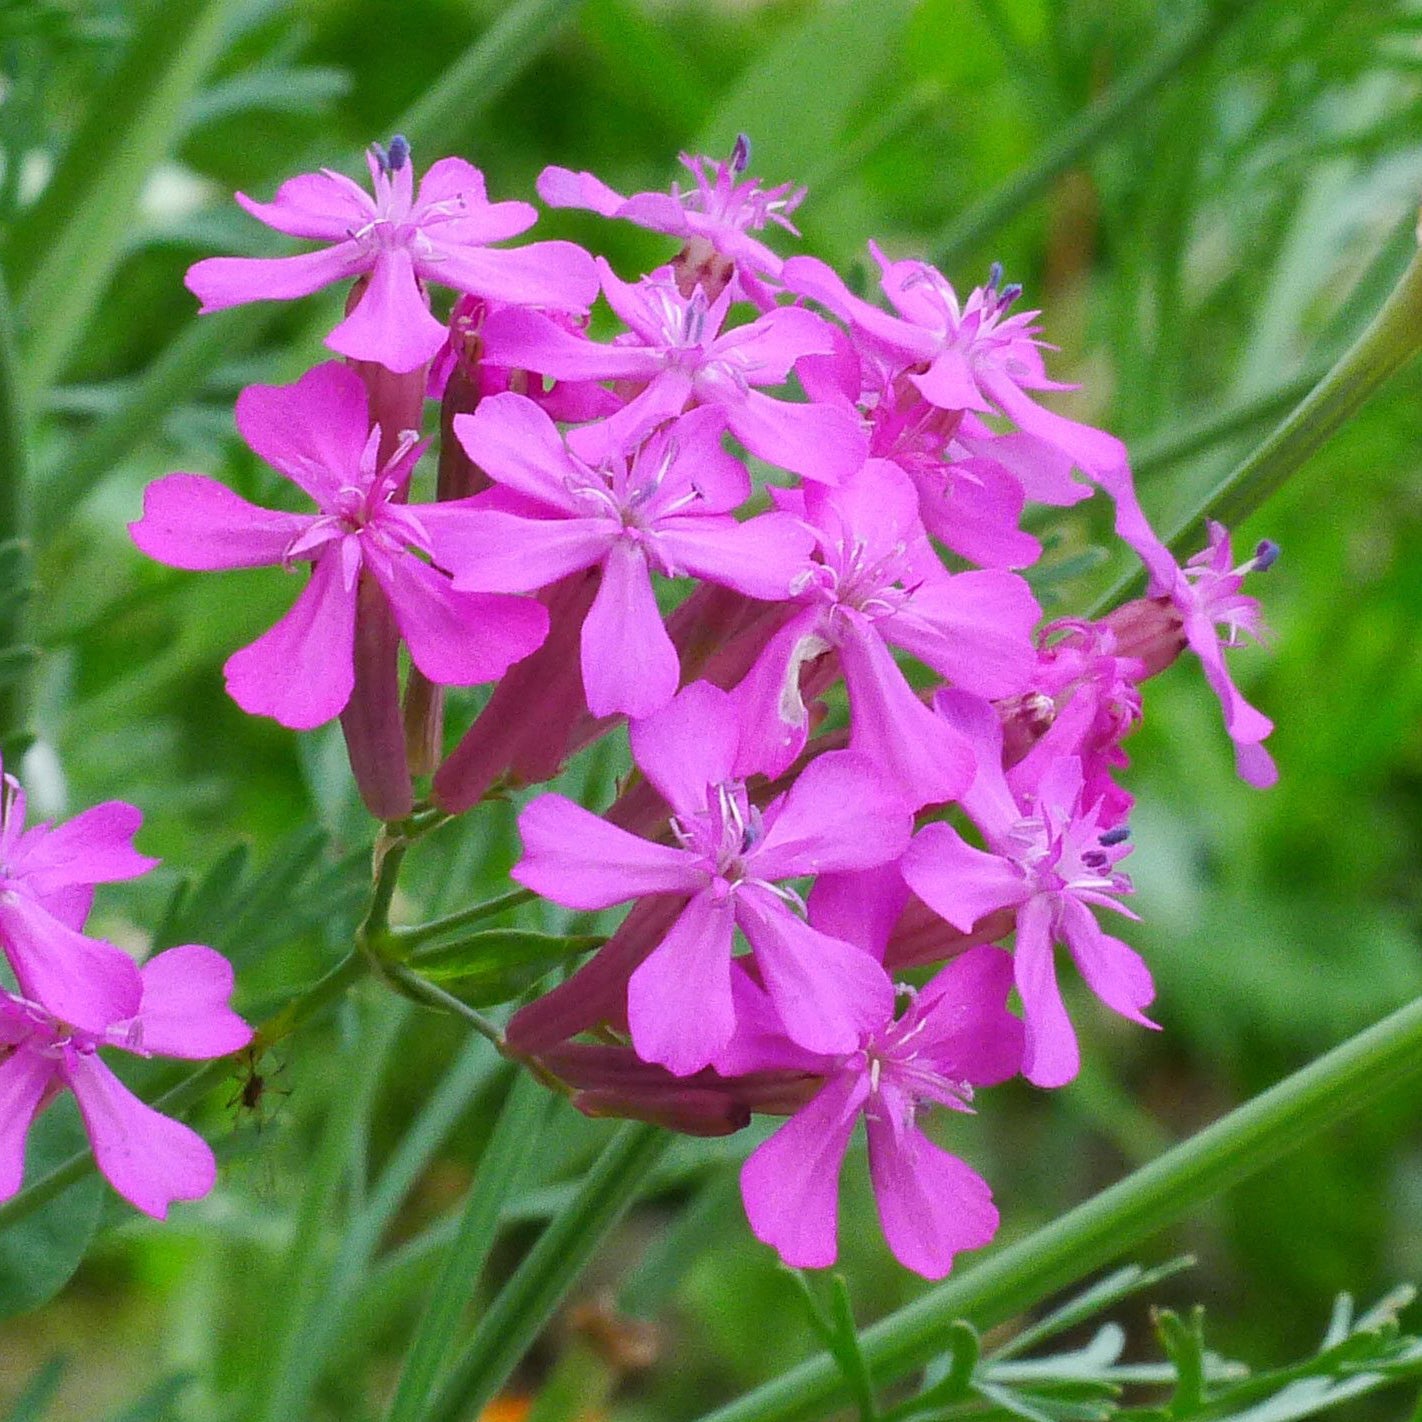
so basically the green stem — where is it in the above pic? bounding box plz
[391,887,536,950]
[0,951,369,1234]
[381,961,507,1052]
[696,991,1422,1422]
[426,1121,669,1422]
[930,1,1251,270]
[385,1071,548,1422]
[1090,244,1422,616]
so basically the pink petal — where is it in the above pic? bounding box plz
[626,891,737,1076]
[129,474,313,572]
[783,254,938,361]
[807,866,909,962]
[479,307,655,383]
[752,750,912,880]
[1014,895,1078,1088]
[740,1071,866,1269]
[513,793,702,910]
[959,428,1092,507]
[628,681,740,820]
[64,1050,215,1218]
[910,349,993,413]
[866,1116,998,1279]
[580,540,679,719]
[435,507,613,592]
[537,165,629,217]
[223,552,357,729]
[0,894,141,1032]
[566,370,696,467]
[978,369,1128,479]
[420,239,599,313]
[131,945,253,1060]
[654,511,813,601]
[737,886,894,1056]
[931,689,1022,839]
[0,1048,55,1200]
[912,945,1023,1085]
[722,390,867,485]
[452,392,587,513]
[234,363,372,504]
[326,247,448,373]
[235,169,373,240]
[887,571,1040,698]
[1058,897,1157,1029]
[16,801,155,892]
[901,823,1028,934]
[369,552,548,686]
[805,457,919,560]
[709,306,838,385]
[836,610,975,809]
[185,243,366,313]
[731,607,831,780]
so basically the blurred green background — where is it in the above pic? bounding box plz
[1,0,1421,1417]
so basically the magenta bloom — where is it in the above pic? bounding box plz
[512,682,910,1074]
[734,460,1040,805]
[479,263,867,483]
[538,136,805,304]
[0,945,251,1219]
[720,929,1022,1278]
[186,139,599,373]
[901,691,1156,1088]
[0,765,151,1034]
[448,395,814,717]
[1099,474,1278,787]
[786,248,1127,479]
[129,363,548,730]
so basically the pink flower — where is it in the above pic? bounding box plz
[0,945,251,1219]
[733,460,1040,805]
[0,765,150,1034]
[786,249,1128,480]
[185,138,599,373]
[538,135,805,305]
[901,691,1156,1088]
[512,682,910,1074]
[722,929,1022,1278]
[1097,473,1278,787]
[447,395,814,717]
[479,263,867,483]
[129,363,549,730]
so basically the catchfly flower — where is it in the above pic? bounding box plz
[129,362,548,728]
[0,945,251,1218]
[185,138,599,372]
[0,761,149,1034]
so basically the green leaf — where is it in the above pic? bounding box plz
[1153,1307,1207,1416]
[385,1070,548,1422]
[406,928,605,1008]
[0,1100,104,1321]
[783,1272,880,1422]
[11,0,233,396]
[425,1120,668,1422]
[5,1357,65,1422]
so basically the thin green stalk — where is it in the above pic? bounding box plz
[381,962,507,1053]
[0,951,369,1234]
[1091,243,1422,616]
[931,1,1252,270]
[696,991,1422,1422]
[385,1070,548,1422]
[1130,364,1325,484]
[391,887,537,950]
[426,1121,669,1422]
[0,267,30,745]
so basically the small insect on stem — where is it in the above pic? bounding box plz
[227,1045,289,1131]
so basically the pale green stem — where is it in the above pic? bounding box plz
[694,991,1422,1422]
[1092,243,1422,615]
[389,887,536,951]
[0,267,29,745]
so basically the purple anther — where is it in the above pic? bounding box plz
[1253,539,1280,572]
[1098,826,1131,846]
[986,260,1003,292]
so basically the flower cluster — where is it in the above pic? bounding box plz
[126,135,1277,1273]
[0,763,251,1217]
